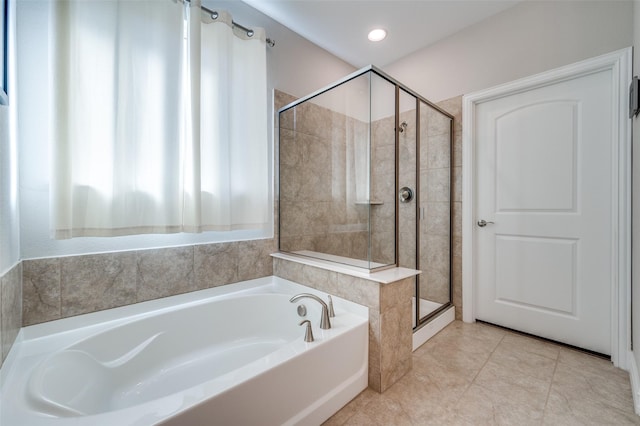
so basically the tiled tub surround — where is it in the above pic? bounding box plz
[273,254,417,393]
[0,262,22,367]
[22,238,276,327]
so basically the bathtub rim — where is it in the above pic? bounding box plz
[22,275,368,341]
[1,276,369,425]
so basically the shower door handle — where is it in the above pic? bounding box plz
[477,219,494,227]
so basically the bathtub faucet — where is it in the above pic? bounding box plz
[289,293,331,329]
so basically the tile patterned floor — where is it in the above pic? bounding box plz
[324,321,640,425]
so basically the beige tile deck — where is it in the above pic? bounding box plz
[325,321,640,426]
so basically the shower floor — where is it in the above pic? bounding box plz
[412,297,444,328]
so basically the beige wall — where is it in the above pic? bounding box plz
[383,0,633,102]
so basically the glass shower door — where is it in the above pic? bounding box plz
[416,100,453,325]
[397,90,419,326]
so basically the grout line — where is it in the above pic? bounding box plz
[468,331,506,386]
[541,357,560,423]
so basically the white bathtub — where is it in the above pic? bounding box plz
[0,276,369,425]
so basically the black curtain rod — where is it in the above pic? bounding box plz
[200,5,275,47]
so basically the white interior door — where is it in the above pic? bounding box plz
[474,68,614,355]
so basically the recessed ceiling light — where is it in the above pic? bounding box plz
[367,28,387,42]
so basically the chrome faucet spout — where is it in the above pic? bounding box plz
[289,293,331,329]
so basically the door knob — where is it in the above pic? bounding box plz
[477,219,494,227]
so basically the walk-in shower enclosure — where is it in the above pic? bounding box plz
[278,66,454,327]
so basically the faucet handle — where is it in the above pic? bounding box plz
[299,320,314,342]
[327,295,335,318]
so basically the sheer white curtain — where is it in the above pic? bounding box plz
[197,11,269,230]
[51,1,269,238]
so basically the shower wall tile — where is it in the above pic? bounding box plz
[351,233,369,260]
[279,201,307,237]
[373,145,395,177]
[279,166,304,202]
[453,201,463,242]
[279,91,381,263]
[279,108,295,131]
[422,272,451,305]
[274,90,297,111]
[371,231,395,266]
[421,235,451,276]
[454,166,462,202]
[423,168,451,202]
[371,116,395,147]
[453,122,463,168]
[275,90,298,132]
[424,202,451,237]
[426,132,452,170]
[315,234,347,259]
[194,243,238,289]
[1,262,22,365]
[370,115,396,265]
[61,253,136,317]
[23,258,61,326]
[426,106,452,137]
[298,101,332,140]
[278,128,303,168]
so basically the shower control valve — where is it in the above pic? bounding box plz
[399,187,414,203]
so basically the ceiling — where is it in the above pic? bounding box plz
[241,0,523,68]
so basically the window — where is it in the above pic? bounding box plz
[50,1,270,239]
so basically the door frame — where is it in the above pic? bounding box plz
[462,47,632,369]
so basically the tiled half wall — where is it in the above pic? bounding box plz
[21,239,276,327]
[0,262,22,367]
[274,256,414,393]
